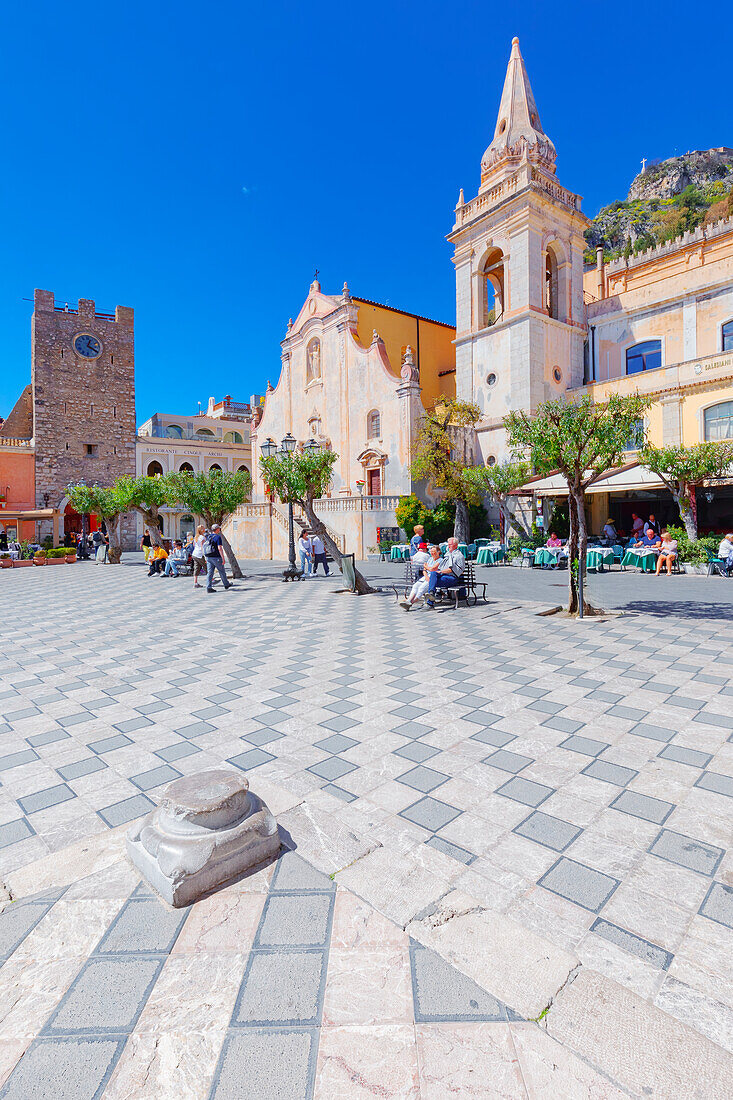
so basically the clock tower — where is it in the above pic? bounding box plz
[32,288,137,545]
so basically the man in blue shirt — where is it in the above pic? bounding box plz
[634,527,661,550]
[425,538,466,608]
[205,524,233,593]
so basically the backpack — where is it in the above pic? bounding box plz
[202,535,216,555]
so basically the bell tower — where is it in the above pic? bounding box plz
[449,37,589,464]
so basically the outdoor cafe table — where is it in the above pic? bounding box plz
[621,549,657,573]
[390,544,411,562]
[476,545,506,565]
[586,547,615,572]
[534,547,565,567]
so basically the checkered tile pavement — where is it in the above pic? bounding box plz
[0,561,732,1052]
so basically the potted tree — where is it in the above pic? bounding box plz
[33,548,47,566]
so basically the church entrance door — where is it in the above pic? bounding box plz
[368,469,381,496]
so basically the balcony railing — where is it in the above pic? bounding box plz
[139,427,251,443]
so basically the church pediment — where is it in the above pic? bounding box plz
[289,279,341,337]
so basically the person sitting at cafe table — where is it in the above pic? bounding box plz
[602,518,617,542]
[718,532,733,577]
[546,532,562,548]
[635,526,661,550]
[655,529,678,576]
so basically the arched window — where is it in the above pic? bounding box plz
[545,247,559,319]
[237,464,250,474]
[196,428,215,438]
[166,424,183,438]
[704,401,733,441]
[224,431,243,444]
[480,248,504,328]
[179,462,194,473]
[147,460,164,477]
[306,338,321,383]
[209,463,223,472]
[626,340,662,376]
[367,410,381,438]
[723,321,733,352]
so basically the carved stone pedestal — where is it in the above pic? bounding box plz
[126,769,281,907]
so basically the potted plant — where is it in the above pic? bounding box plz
[45,547,68,565]
[366,544,379,562]
[1,556,12,568]
[65,549,77,563]
[33,548,47,566]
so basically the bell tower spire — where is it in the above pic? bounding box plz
[480,36,556,189]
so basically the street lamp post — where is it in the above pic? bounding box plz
[261,434,301,582]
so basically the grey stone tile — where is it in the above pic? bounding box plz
[539,857,620,913]
[396,765,449,793]
[693,710,733,730]
[658,745,712,769]
[18,784,76,815]
[559,735,609,758]
[643,683,677,695]
[174,720,216,739]
[129,764,182,791]
[43,955,164,1035]
[392,720,435,738]
[313,734,359,754]
[628,722,676,743]
[307,757,357,782]
[648,829,724,877]
[483,749,534,774]
[606,705,648,721]
[228,748,276,772]
[541,716,584,734]
[410,941,511,1021]
[26,729,71,748]
[513,811,582,853]
[585,690,623,703]
[390,704,428,720]
[57,757,108,781]
[321,783,357,803]
[88,734,134,755]
[399,796,461,832]
[469,729,515,749]
[393,742,440,763]
[460,710,502,728]
[210,1030,317,1100]
[231,948,326,1026]
[96,897,188,954]
[0,898,53,962]
[97,794,155,828]
[581,759,638,786]
[318,716,358,733]
[154,742,201,763]
[3,708,40,723]
[0,1036,125,1100]
[112,717,153,734]
[253,710,296,728]
[0,748,39,771]
[694,771,733,799]
[0,816,35,850]
[242,729,284,747]
[135,700,172,716]
[665,696,702,711]
[153,687,182,701]
[610,790,675,825]
[425,836,475,866]
[495,776,554,808]
[699,881,733,929]
[590,919,672,970]
[205,691,241,704]
[513,685,548,699]
[192,705,228,720]
[270,853,334,893]
[255,893,333,947]
[526,700,563,715]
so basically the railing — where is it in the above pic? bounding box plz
[0,437,33,448]
[314,494,400,513]
[235,503,270,517]
[140,427,251,443]
[456,174,519,226]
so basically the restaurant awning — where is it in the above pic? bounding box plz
[517,462,668,498]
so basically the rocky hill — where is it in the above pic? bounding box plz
[584,148,733,263]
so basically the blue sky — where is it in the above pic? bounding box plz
[1,1,731,420]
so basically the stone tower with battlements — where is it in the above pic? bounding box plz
[448,37,589,465]
[32,288,137,545]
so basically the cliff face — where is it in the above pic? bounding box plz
[585,148,733,261]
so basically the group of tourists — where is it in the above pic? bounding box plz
[297,532,332,577]
[399,524,466,611]
[142,525,233,593]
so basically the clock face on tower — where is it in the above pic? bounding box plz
[73,333,102,359]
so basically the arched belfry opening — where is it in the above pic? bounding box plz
[545,241,568,322]
[481,248,505,328]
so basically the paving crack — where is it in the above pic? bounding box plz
[531,961,582,1025]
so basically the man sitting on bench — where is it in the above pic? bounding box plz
[425,537,466,608]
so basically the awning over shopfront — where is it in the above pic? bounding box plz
[0,508,60,542]
[515,462,667,498]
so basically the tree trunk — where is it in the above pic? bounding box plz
[453,499,470,544]
[573,487,593,615]
[108,515,122,564]
[567,492,579,614]
[220,531,243,579]
[302,500,374,595]
[136,508,163,547]
[676,484,698,540]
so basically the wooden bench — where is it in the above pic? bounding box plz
[433,561,489,609]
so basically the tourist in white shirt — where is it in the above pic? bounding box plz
[298,533,314,576]
[718,533,733,577]
[425,537,466,608]
[400,543,440,610]
[311,533,330,576]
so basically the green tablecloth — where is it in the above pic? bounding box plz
[621,549,657,573]
[586,547,615,571]
[390,545,410,562]
[476,546,506,565]
[534,547,563,567]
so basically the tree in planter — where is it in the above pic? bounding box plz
[117,475,174,549]
[462,460,532,543]
[168,468,252,579]
[66,482,133,564]
[505,393,651,614]
[410,399,482,543]
[639,441,733,540]
[259,448,375,594]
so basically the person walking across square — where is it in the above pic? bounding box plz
[298,532,314,576]
[311,533,330,575]
[205,524,232,593]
